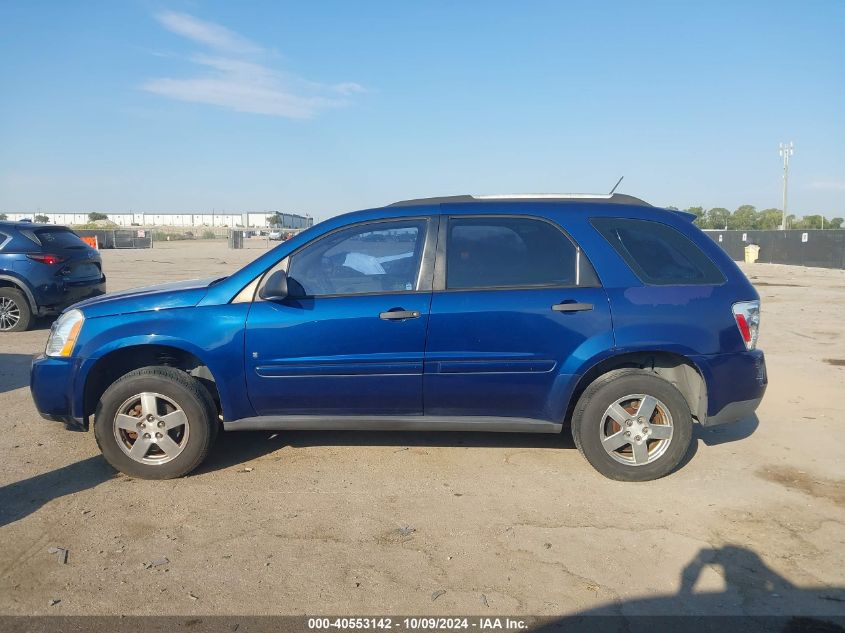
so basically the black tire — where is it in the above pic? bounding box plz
[93,366,218,479]
[0,287,33,332]
[571,368,693,481]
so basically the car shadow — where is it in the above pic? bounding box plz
[0,456,116,528]
[535,544,844,627]
[0,415,763,528]
[202,414,764,476]
[0,353,34,394]
[695,414,760,446]
[0,429,572,527]
[196,428,575,475]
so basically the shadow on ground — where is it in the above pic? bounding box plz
[197,428,584,475]
[535,544,844,628]
[0,456,115,527]
[204,411,759,461]
[0,414,761,527]
[0,545,839,629]
[0,353,34,394]
[199,413,764,474]
[695,414,760,446]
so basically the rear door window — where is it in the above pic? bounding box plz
[445,216,598,289]
[591,217,725,285]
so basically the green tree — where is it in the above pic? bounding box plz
[88,212,108,222]
[268,212,282,227]
[801,215,824,229]
[0,213,7,221]
[685,206,707,228]
[829,217,844,229]
[756,208,783,230]
[34,214,50,223]
[728,204,758,230]
[708,207,730,230]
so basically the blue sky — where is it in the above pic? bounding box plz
[1,1,843,220]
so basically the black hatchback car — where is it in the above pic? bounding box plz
[0,221,106,332]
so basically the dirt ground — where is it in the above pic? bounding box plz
[0,241,843,617]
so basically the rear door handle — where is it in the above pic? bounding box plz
[552,302,593,312]
[379,309,421,320]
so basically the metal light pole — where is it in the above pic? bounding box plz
[779,142,794,230]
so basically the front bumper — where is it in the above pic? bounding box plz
[30,355,85,428]
[693,349,768,427]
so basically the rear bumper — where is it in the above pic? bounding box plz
[36,277,106,315]
[703,397,763,426]
[692,349,767,427]
[30,355,85,428]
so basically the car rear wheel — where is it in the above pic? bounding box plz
[571,369,693,481]
[0,287,32,332]
[93,366,218,479]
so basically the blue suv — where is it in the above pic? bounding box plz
[1,221,106,332]
[30,194,766,481]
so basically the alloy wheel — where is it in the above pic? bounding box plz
[599,393,674,466]
[0,296,21,331]
[113,392,190,465]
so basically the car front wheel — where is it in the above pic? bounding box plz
[571,368,693,481]
[93,366,218,479]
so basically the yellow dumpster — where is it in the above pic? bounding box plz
[744,244,760,263]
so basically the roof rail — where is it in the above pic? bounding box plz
[388,193,651,207]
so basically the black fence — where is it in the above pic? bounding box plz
[703,229,845,269]
[75,229,153,249]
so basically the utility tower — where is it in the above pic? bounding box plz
[779,142,794,230]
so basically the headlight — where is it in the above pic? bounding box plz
[46,309,85,357]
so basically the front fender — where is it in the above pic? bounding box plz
[72,303,253,422]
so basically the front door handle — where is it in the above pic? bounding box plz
[379,309,421,320]
[552,302,593,313]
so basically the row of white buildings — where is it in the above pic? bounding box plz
[1,211,313,229]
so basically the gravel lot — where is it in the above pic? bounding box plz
[1,241,843,616]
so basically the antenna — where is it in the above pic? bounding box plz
[609,176,624,195]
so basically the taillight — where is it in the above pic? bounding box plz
[27,254,66,265]
[732,300,760,350]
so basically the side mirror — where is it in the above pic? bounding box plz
[259,270,288,301]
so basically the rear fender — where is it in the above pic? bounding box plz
[558,348,708,425]
[0,272,38,311]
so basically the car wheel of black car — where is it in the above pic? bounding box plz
[0,287,32,332]
[94,366,218,479]
[572,369,693,482]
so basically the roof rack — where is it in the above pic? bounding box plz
[388,193,651,207]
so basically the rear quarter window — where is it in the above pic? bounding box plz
[591,217,725,285]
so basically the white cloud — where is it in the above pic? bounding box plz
[144,13,363,118]
[155,11,263,55]
[808,180,845,191]
[333,82,367,95]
